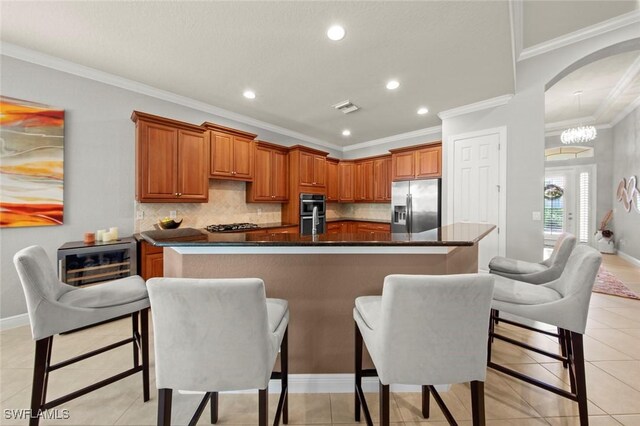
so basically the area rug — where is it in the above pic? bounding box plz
[593,266,640,300]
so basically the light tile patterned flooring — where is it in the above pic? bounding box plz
[1,255,639,425]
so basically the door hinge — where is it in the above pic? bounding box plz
[496,185,501,192]
[497,227,500,234]
[498,143,501,150]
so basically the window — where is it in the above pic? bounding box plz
[544,176,565,235]
[579,172,589,243]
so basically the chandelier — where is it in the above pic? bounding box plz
[561,91,597,144]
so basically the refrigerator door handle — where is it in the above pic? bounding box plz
[407,194,412,233]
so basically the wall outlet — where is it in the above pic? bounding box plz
[257,208,262,216]
[169,210,177,219]
[136,210,144,220]
[532,211,542,221]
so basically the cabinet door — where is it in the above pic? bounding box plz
[141,242,164,280]
[313,155,326,186]
[362,160,374,201]
[327,222,341,234]
[354,163,364,200]
[374,157,392,202]
[272,149,289,201]
[232,137,254,180]
[299,151,315,186]
[177,129,208,201]
[339,163,355,202]
[416,145,442,178]
[139,121,178,200]
[210,132,233,177]
[326,161,339,201]
[252,145,273,201]
[391,151,415,181]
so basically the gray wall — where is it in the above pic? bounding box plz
[0,56,333,319]
[612,106,640,260]
[545,128,614,232]
[441,24,639,263]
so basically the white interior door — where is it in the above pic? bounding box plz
[451,131,501,271]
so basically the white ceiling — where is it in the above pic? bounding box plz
[1,1,637,147]
[545,50,640,126]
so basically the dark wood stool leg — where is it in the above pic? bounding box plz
[558,328,569,368]
[379,381,390,426]
[355,322,363,422]
[29,337,51,426]
[132,312,139,368]
[494,309,500,325]
[282,328,289,424]
[570,332,589,426]
[157,388,172,426]
[141,308,150,402]
[210,392,218,424]
[471,381,485,426]
[259,389,268,426]
[421,385,430,418]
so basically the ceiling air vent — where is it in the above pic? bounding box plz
[332,100,360,114]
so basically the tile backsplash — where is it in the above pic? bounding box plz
[135,180,281,232]
[135,180,391,232]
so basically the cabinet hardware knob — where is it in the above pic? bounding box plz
[178,193,182,196]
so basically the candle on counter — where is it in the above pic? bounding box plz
[84,232,96,244]
[102,231,114,242]
[109,227,119,240]
[96,230,104,242]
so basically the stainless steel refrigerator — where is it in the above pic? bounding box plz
[391,178,441,233]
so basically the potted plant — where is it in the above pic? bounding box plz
[595,210,616,254]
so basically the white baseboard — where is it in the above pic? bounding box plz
[618,251,640,268]
[0,313,29,331]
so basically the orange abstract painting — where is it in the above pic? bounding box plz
[0,96,64,227]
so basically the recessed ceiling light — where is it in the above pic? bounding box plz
[243,90,256,99]
[417,107,429,115]
[342,129,351,136]
[386,80,400,90]
[327,25,346,41]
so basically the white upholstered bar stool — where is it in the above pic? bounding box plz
[488,245,602,426]
[147,278,289,426]
[13,246,150,426]
[354,274,495,426]
[489,233,576,284]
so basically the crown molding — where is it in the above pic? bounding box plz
[437,94,513,120]
[342,125,442,152]
[610,93,640,127]
[508,0,523,88]
[0,42,344,152]
[518,10,640,62]
[594,54,640,120]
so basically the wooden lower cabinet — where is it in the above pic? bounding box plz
[356,222,391,234]
[328,221,389,234]
[139,241,164,280]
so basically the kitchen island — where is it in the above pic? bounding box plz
[141,223,495,374]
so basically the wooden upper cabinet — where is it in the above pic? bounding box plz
[355,160,374,202]
[290,146,328,188]
[374,155,392,202]
[390,142,442,181]
[133,111,209,203]
[202,122,257,181]
[338,162,355,202]
[415,144,442,178]
[326,159,339,202]
[246,141,289,202]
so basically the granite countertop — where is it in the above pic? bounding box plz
[140,223,495,247]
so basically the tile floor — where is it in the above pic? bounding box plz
[1,254,639,425]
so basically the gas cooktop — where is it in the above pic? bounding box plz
[205,223,259,232]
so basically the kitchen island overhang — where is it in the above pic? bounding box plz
[141,223,495,374]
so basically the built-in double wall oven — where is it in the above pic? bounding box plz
[299,193,326,235]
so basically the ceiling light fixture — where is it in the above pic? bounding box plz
[417,107,429,115]
[386,80,400,90]
[561,91,597,144]
[243,90,256,99]
[327,25,346,41]
[342,129,351,136]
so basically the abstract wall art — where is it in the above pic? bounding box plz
[617,176,640,214]
[0,96,64,227]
